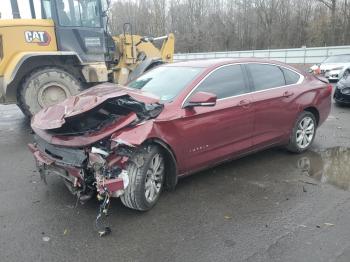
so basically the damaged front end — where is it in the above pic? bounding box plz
[29,136,131,236]
[28,88,163,236]
[28,135,132,200]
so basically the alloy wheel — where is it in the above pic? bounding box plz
[144,153,164,203]
[296,116,315,149]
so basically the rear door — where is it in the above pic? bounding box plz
[245,63,302,149]
[175,64,255,172]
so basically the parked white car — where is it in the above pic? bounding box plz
[313,54,350,81]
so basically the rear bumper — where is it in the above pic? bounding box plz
[325,70,341,81]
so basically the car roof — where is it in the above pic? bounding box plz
[166,58,291,69]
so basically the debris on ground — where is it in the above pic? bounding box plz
[224,215,232,220]
[315,223,335,229]
[96,193,112,237]
[298,179,318,186]
[42,236,50,242]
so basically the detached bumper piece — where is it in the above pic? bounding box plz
[28,136,130,237]
[28,137,87,192]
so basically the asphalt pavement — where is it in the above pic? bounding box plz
[0,90,350,262]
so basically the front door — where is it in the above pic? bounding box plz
[174,64,255,173]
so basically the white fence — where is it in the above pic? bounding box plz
[174,45,350,64]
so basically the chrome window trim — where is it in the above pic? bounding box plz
[181,62,304,108]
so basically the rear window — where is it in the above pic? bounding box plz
[246,64,285,91]
[281,67,300,85]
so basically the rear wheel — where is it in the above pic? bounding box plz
[18,67,82,117]
[121,145,165,211]
[287,111,316,153]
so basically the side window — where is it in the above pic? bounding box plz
[57,0,101,27]
[42,0,52,19]
[194,65,247,99]
[281,67,300,85]
[81,1,101,27]
[246,64,285,91]
[57,0,80,26]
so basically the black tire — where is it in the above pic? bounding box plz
[121,145,165,211]
[286,111,317,153]
[18,67,83,117]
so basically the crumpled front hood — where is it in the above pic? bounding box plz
[31,83,159,130]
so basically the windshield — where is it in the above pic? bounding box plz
[323,55,350,63]
[127,66,203,101]
[339,72,350,85]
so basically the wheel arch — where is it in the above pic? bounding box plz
[303,106,320,126]
[144,137,178,191]
[4,52,85,103]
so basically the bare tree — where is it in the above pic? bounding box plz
[316,0,337,44]
[109,0,350,52]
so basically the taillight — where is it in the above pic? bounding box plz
[325,84,333,96]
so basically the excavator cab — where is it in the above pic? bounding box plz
[15,0,109,62]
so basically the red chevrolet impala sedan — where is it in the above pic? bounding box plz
[29,58,331,229]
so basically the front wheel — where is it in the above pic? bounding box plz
[120,145,165,211]
[18,67,82,117]
[286,111,317,153]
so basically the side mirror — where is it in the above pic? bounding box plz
[185,92,217,108]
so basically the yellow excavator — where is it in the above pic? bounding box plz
[0,0,174,116]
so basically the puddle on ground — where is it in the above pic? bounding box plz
[297,147,350,191]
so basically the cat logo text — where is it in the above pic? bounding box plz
[24,31,51,46]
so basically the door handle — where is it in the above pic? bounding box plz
[283,91,294,98]
[238,99,251,108]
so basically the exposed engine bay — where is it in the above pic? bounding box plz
[47,95,163,136]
